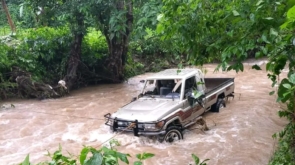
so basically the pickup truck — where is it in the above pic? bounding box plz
[104,69,234,143]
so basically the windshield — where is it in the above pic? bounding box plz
[141,79,182,99]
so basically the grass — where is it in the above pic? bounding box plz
[0,26,12,36]
[0,26,29,37]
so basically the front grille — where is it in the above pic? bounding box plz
[104,113,165,136]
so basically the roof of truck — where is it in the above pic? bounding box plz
[147,69,201,80]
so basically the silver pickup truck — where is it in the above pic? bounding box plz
[104,69,234,142]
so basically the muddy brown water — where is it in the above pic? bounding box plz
[0,62,288,165]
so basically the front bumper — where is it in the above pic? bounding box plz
[104,113,166,136]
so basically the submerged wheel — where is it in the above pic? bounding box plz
[217,99,225,109]
[210,98,226,112]
[158,126,183,143]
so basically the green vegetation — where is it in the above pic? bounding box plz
[1,0,295,164]
[267,5,295,164]
[18,140,208,165]
[158,0,295,164]
[19,141,154,165]
[0,0,173,99]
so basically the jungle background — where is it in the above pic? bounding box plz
[1,0,295,164]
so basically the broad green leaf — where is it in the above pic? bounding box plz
[84,152,103,165]
[104,154,117,164]
[282,83,291,89]
[283,91,291,97]
[157,14,164,21]
[136,153,142,160]
[280,20,292,29]
[278,79,292,103]
[238,62,244,72]
[266,62,273,71]
[261,34,269,43]
[287,6,295,19]
[80,147,90,165]
[101,146,112,153]
[269,91,275,95]
[156,24,164,34]
[288,73,295,84]
[255,52,262,58]
[232,10,240,16]
[192,154,200,165]
[256,0,264,6]
[252,65,262,70]
[256,5,263,11]
[273,56,287,75]
[22,155,30,165]
[270,28,278,36]
[141,153,155,160]
[117,152,130,164]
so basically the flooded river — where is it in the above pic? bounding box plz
[0,62,287,165]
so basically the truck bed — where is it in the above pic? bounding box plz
[204,78,234,95]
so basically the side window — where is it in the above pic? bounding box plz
[185,76,197,90]
[195,73,205,94]
[159,79,176,96]
[144,80,156,93]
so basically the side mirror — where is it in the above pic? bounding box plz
[138,93,143,98]
[140,80,145,83]
[187,93,205,107]
[131,97,137,102]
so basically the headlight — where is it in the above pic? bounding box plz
[144,124,157,131]
[117,121,129,126]
[144,121,165,131]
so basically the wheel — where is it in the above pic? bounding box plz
[217,99,225,109]
[210,98,225,112]
[158,126,183,143]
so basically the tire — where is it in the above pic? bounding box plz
[158,126,183,143]
[210,98,225,112]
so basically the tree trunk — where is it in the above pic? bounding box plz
[106,37,125,82]
[63,33,83,90]
[1,0,16,33]
[124,0,133,66]
[63,14,84,90]
[105,0,133,82]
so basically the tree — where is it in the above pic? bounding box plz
[25,0,88,90]
[157,0,286,67]
[1,0,16,33]
[60,1,88,90]
[25,0,134,85]
[158,0,295,163]
[91,0,133,82]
